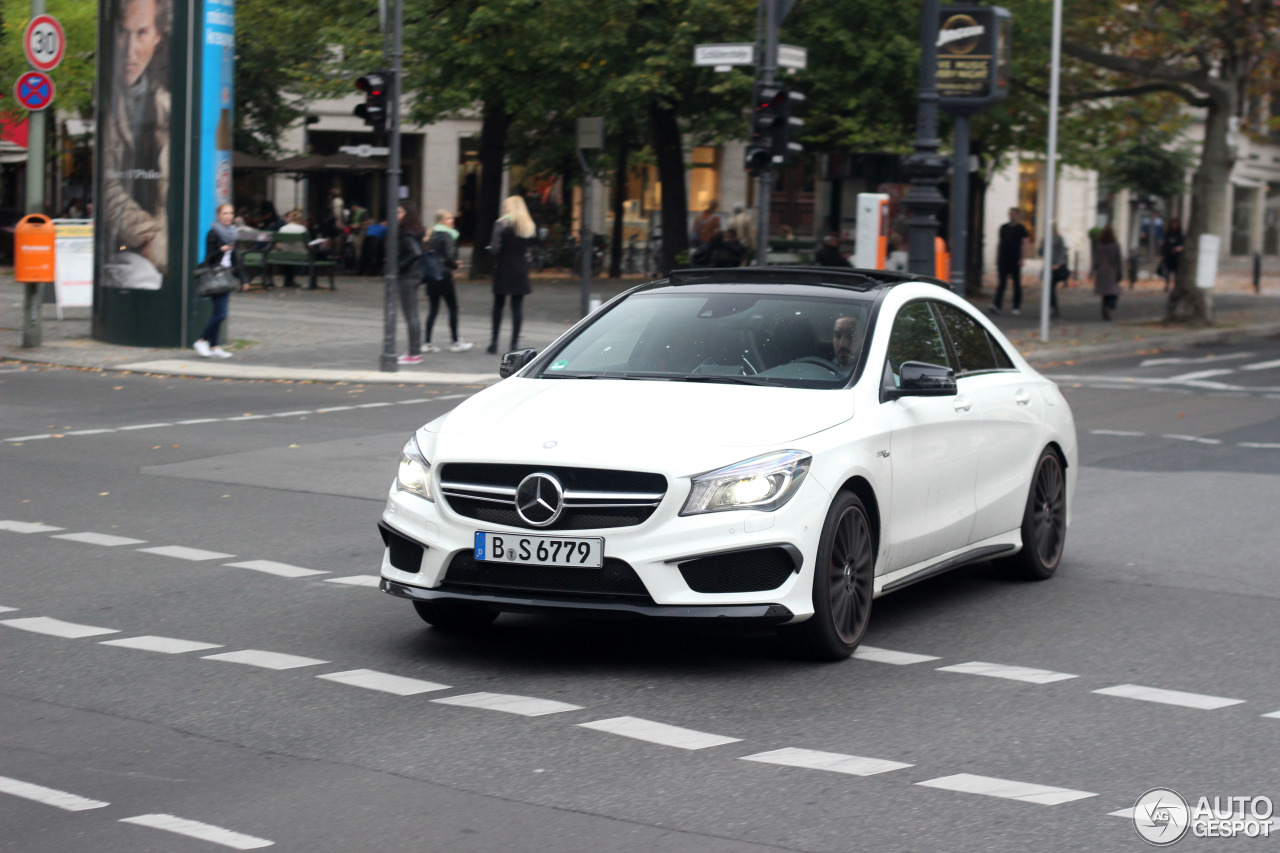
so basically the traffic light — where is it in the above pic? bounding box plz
[354,71,392,133]
[746,83,805,175]
[769,85,804,164]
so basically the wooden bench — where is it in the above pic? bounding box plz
[265,231,338,290]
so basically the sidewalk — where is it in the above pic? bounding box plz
[2,259,1279,385]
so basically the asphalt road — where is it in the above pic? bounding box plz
[2,339,1278,852]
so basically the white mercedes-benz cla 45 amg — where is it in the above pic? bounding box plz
[378,268,1077,660]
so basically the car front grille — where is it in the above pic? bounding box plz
[677,546,799,593]
[440,550,654,602]
[438,463,667,531]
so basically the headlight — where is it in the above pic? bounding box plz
[395,434,434,501]
[681,450,810,516]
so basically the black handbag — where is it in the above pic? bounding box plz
[195,264,237,297]
[421,248,446,284]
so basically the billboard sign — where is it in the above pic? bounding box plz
[937,6,1011,115]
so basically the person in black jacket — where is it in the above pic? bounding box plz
[395,201,426,365]
[193,203,238,358]
[423,209,473,353]
[1160,217,1185,292]
[486,195,536,354]
[815,232,851,267]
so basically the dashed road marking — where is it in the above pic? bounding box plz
[1241,359,1280,371]
[100,635,223,654]
[1239,442,1280,450]
[317,669,451,696]
[119,814,273,849]
[0,775,109,811]
[1262,710,1280,719]
[137,545,236,561]
[202,650,329,670]
[1093,683,1245,710]
[324,575,380,587]
[0,605,17,613]
[937,661,1077,684]
[2,616,118,638]
[224,560,328,578]
[578,716,740,750]
[52,531,148,547]
[0,520,65,533]
[1090,429,1146,437]
[853,646,940,665]
[917,773,1096,805]
[433,692,582,716]
[741,747,912,776]
[118,422,174,431]
[1161,434,1222,445]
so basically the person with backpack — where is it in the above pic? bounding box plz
[422,209,472,353]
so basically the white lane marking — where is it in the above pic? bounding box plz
[937,661,1078,684]
[176,418,222,425]
[1262,710,1280,719]
[1093,683,1245,710]
[314,406,354,413]
[0,520,65,533]
[64,429,113,436]
[101,636,223,654]
[0,775,109,811]
[1241,359,1280,371]
[1165,368,1238,382]
[917,773,1097,805]
[1089,430,1146,437]
[118,422,174,431]
[433,692,582,716]
[1239,442,1280,450]
[202,650,329,670]
[119,814,273,849]
[5,434,53,441]
[741,747,912,776]
[317,669,451,696]
[224,560,328,578]
[436,394,467,400]
[853,646,940,665]
[52,531,148,547]
[137,545,235,561]
[2,617,118,639]
[226,415,269,421]
[397,399,431,405]
[270,410,312,417]
[578,716,740,749]
[357,402,394,408]
[1140,353,1252,367]
[1160,434,1222,445]
[0,605,17,613]
[324,575,380,587]
[1109,807,1136,818]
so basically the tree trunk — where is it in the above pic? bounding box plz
[609,133,628,278]
[1166,91,1236,325]
[469,99,510,279]
[649,102,688,276]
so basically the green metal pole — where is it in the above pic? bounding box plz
[22,0,46,348]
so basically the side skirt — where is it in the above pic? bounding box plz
[875,534,1020,596]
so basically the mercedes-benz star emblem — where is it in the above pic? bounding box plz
[515,473,564,527]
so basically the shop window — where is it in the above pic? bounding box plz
[688,146,721,214]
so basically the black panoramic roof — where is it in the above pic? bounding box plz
[664,266,948,293]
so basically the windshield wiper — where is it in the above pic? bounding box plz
[679,374,780,386]
[539,371,673,381]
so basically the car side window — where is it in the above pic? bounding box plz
[885,300,952,383]
[936,303,998,375]
[988,332,1016,369]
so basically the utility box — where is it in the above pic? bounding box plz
[854,193,889,270]
[15,214,56,282]
[1196,233,1220,289]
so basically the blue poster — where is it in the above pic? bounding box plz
[197,0,234,262]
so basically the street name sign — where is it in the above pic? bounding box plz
[777,44,807,71]
[339,144,391,157]
[24,14,65,72]
[694,44,755,67]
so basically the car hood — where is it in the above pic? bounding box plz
[427,378,851,454]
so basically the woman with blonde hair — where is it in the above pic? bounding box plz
[486,195,536,353]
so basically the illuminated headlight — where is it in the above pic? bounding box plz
[395,434,434,501]
[681,450,810,516]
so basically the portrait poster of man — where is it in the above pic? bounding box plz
[100,0,171,290]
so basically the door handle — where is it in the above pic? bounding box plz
[1014,389,1032,406]
[953,396,973,412]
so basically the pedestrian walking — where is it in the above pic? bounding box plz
[423,209,473,353]
[1092,225,1124,321]
[1159,217,1185,292]
[990,207,1030,315]
[1041,224,1069,319]
[395,201,426,365]
[193,203,239,359]
[487,195,536,354]
[690,200,720,249]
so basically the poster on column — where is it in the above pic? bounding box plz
[98,0,172,291]
[198,0,234,256]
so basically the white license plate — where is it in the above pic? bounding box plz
[474,531,603,568]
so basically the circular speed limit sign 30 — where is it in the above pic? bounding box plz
[24,14,65,72]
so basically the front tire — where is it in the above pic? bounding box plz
[782,491,875,661]
[1000,448,1067,581]
[412,599,499,631]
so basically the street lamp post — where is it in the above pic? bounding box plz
[904,0,949,278]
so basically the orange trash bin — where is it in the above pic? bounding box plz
[15,214,56,282]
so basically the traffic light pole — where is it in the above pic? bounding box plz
[378,0,403,371]
[754,0,777,267]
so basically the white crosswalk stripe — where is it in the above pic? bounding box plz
[52,531,148,547]
[137,545,236,561]
[937,661,1077,684]
[2,617,118,638]
[318,669,450,696]
[434,692,582,716]
[578,716,740,749]
[1093,684,1245,710]
[0,775,109,811]
[202,650,329,670]
[741,748,911,776]
[853,646,940,665]
[917,773,1096,805]
[0,520,65,533]
[101,635,223,654]
[224,560,327,578]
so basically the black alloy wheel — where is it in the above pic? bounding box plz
[783,491,875,661]
[412,599,499,631]
[1000,448,1067,581]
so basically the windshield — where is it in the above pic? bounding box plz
[533,290,873,389]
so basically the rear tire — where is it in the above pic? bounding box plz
[412,600,498,631]
[998,448,1067,581]
[781,491,875,661]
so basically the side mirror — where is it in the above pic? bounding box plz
[499,348,538,378]
[883,360,956,400]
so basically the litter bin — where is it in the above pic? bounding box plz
[15,214,56,282]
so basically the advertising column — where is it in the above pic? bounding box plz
[199,1,234,252]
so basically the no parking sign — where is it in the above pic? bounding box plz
[14,70,55,111]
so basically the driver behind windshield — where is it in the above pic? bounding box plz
[833,315,859,370]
